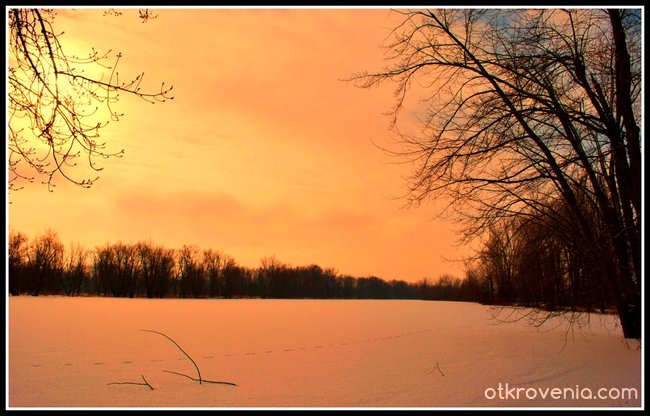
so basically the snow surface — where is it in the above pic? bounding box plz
[7,297,642,408]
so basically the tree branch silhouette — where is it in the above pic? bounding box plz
[108,374,155,390]
[140,329,238,387]
[8,8,174,192]
[348,8,641,339]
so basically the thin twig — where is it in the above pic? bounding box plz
[163,370,238,386]
[436,361,445,376]
[108,374,155,390]
[428,361,445,376]
[139,329,202,384]
[140,374,154,390]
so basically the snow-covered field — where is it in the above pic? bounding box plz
[7,297,642,409]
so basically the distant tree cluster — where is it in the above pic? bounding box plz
[464,199,614,313]
[8,229,470,302]
[416,274,482,302]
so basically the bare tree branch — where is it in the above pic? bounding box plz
[8,8,174,191]
[350,8,641,339]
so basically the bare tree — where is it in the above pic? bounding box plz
[9,230,30,295]
[350,9,641,338]
[25,229,65,295]
[221,258,245,299]
[92,241,139,297]
[8,8,174,191]
[62,241,89,296]
[259,255,284,298]
[479,224,519,304]
[136,241,174,298]
[177,245,206,298]
[93,243,114,296]
[203,249,224,298]
[114,242,139,298]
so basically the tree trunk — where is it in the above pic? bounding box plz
[618,299,641,340]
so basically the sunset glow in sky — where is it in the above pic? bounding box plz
[7,7,473,282]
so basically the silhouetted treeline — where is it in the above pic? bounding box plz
[8,229,473,301]
[9,225,619,314]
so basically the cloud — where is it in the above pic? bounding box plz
[109,187,467,281]
[111,188,379,252]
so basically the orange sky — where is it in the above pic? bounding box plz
[7,7,473,283]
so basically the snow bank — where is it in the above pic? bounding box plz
[7,297,641,408]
